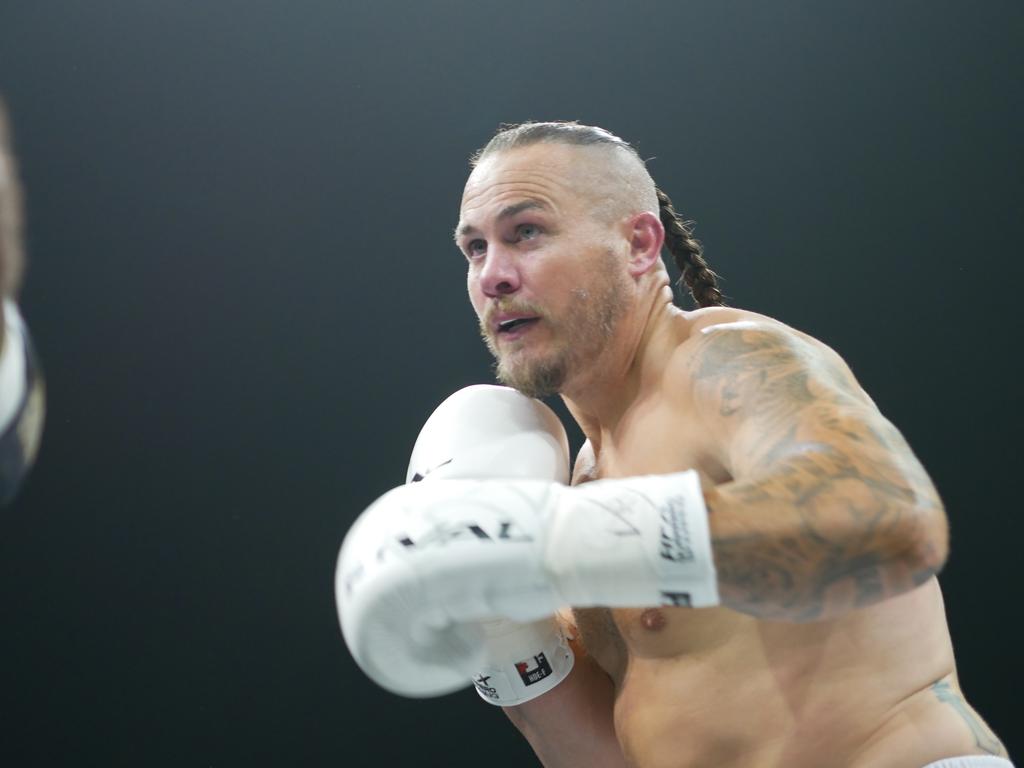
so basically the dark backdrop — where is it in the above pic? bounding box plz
[0,2,1020,765]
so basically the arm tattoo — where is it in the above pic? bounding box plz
[691,324,945,620]
[932,680,1007,756]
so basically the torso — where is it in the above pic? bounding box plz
[567,308,1003,768]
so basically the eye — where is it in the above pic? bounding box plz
[466,239,486,259]
[516,223,541,241]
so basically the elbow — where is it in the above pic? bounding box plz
[899,495,949,584]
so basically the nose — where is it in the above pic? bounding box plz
[477,245,521,298]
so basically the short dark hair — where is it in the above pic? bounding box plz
[471,121,724,308]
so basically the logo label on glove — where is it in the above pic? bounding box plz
[410,458,453,483]
[515,652,553,687]
[660,590,693,607]
[473,674,501,700]
[659,496,695,563]
[397,519,534,549]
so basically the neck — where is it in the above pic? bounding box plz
[561,283,683,446]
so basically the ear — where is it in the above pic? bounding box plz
[624,211,664,278]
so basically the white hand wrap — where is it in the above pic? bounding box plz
[337,469,718,699]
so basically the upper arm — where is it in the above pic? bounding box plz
[688,321,944,531]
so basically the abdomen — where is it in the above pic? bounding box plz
[591,581,966,767]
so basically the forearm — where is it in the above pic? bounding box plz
[704,445,948,622]
[503,648,627,768]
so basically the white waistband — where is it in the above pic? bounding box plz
[923,757,1014,768]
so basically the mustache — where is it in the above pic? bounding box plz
[481,300,545,332]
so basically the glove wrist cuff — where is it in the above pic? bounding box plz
[472,618,574,706]
[549,469,720,609]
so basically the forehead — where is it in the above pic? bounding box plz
[459,144,595,222]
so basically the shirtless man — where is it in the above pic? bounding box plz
[336,122,1011,767]
[0,99,44,505]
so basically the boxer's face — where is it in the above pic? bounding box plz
[457,143,632,397]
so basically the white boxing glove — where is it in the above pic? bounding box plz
[405,384,569,485]
[0,301,45,504]
[337,463,717,699]
[394,385,574,704]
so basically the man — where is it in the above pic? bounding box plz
[0,99,45,504]
[337,122,1010,767]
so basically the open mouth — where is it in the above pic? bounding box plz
[496,317,540,335]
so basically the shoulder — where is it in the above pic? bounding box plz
[671,306,850,381]
[664,307,868,424]
[684,305,776,332]
[683,306,803,346]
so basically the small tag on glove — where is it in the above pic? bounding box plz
[472,618,574,706]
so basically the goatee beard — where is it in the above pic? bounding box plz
[479,315,567,399]
[494,354,566,399]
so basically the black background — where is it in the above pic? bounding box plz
[0,2,1020,765]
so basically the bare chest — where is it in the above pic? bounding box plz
[570,402,733,682]
[579,398,730,487]
[570,603,744,688]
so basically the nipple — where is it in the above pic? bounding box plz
[639,608,666,632]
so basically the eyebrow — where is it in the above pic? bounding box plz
[454,199,550,243]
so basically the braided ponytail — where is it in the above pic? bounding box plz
[656,188,724,308]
